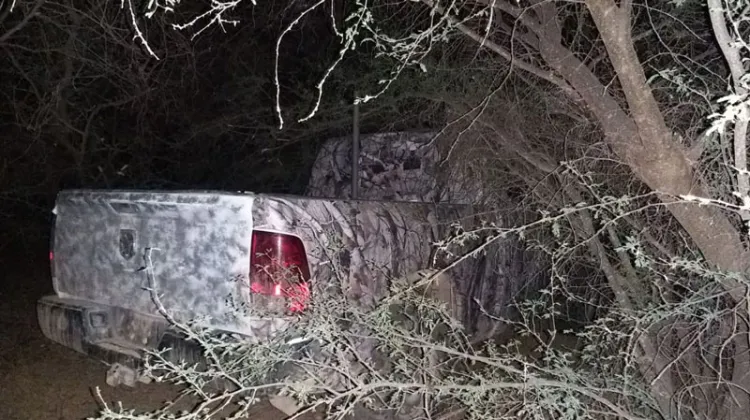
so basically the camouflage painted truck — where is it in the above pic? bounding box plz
[36,132,540,406]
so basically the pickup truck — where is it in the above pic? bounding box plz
[36,131,534,403]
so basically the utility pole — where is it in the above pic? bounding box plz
[351,92,360,200]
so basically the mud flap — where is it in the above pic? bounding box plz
[105,363,138,387]
[269,395,301,416]
[105,363,153,387]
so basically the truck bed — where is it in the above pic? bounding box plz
[41,190,479,375]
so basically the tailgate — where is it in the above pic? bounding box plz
[51,190,254,323]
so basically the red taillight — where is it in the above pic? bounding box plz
[250,231,311,313]
[49,219,56,279]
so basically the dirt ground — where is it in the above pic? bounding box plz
[0,233,294,420]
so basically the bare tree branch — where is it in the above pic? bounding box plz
[708,0,750,222]
[420,0,577,99]
[0,0,45,44]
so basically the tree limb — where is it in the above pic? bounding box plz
[0,0,45,44]
[707,0,750,222]
[419,0,577,99]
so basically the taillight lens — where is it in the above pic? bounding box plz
[49,216,56,279]
[250,231,311,313]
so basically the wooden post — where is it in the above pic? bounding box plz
[351,92,360,200]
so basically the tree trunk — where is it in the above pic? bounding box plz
[537,0,750,292]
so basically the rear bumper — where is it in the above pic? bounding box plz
[36,295,205,379]
[37,294,314,390]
